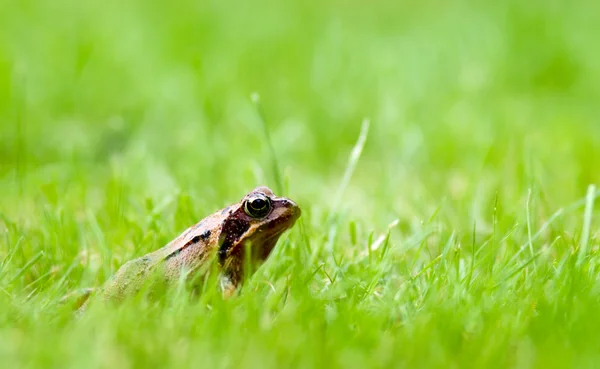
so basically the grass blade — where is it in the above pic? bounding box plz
[251,93,284,195]
[7,251,44,286]
[325,119,370,251]
[330,119,370,218]
[577,184,596,266]
[526,188,537,270]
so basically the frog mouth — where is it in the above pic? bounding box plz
[228,210,300,259]
[263,210,300,236]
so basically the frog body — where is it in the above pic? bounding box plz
[76,186,300,309]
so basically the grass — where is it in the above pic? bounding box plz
[1,0,600,367]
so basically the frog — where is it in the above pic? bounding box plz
[74,186,300,310]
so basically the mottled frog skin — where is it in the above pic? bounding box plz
[78,186,300,309]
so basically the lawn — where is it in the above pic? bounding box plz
[1,0,600,368]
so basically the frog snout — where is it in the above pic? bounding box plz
[281,199,301,218]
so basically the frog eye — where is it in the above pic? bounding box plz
[244,194,272,218]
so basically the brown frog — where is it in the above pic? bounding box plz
[76,186,300,309]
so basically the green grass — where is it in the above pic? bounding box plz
[2,0,600,367]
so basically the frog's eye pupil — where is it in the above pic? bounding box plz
[252,198,266,209]
[244,194,271,218]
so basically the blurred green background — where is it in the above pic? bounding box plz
[1,0,600,368]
